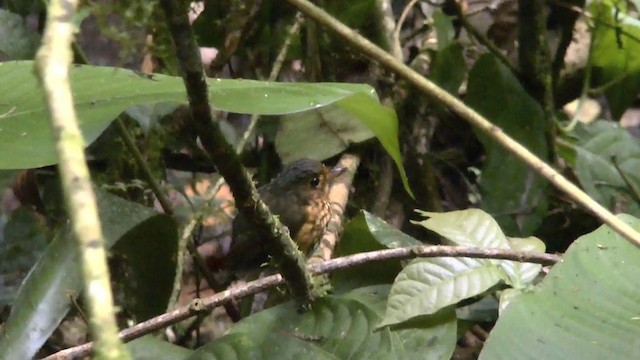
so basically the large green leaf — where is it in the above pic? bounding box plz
[378,257,505,328]
[190,286,456,360]
[591,2,640,120]
[0,189,177,360]
[0,208,48,306]
[413,209,545,288]
[127,335,193,360]
[413,209,511,249]
[276,104,374,164]
[466,55,549,236]
[333,93,412,196]
[332,211,421,293]
[570,120,640,216]
[0,61,380,168]
[480,214,640,359]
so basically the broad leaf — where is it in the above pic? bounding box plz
[466,54,549,236]
[333,211,421,293]
[191,286,457,360]
[570,120,640,216]
[500,236,545,288]
[480,214,640,359]
[413,209,510,249]
[0,62,383,168]
[127,335,193,360]
[591,2,640,120]
[413,209,545,288]
[379,257,505,328]
[0,190,177,360]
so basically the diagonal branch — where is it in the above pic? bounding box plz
[283,0,640,248]
[158,0,315,305]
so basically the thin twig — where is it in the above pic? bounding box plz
[454,2,519,76]
[43,245,561,359]
[284,0,640,248]
[114,117,174,214]
[392,0,419,56]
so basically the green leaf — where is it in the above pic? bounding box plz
[192,286,456,360]
[0,208,48,306]
[570,120,640,216]
[413,209,545,288]
[500,236,545,289]
[480,214,640,359]
[112,214,178,321]
[127,335,193,360]
[192,296,398,360]
[0,61,376,169]
[333,93,413,197]
[432,10,455,50]
[333,211,421,293]
[379,257,504,328]
[0,189,177,360]
[0,9,40,60]
[413,209,510,249]
[466,54,549,236]
[276,102,375,163]
[343,286,457,360]
[429,43,466,96]
[591,2,640,120]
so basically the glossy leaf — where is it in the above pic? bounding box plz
[333,93,412,196]
[500,236,545,289]
[480,214,640,359]
[413,209,510,250]
[379,257,504,328]
[0,190,177,360]
[333,211,421,293]
[0,61,374,169]
[414,209,545,288]
[466,55,549,236]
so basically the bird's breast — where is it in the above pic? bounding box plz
[294,199,331,254]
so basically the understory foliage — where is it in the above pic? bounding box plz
[1,0,640,359]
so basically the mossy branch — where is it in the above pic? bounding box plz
[158,0,316,305]
[35,0,130,359]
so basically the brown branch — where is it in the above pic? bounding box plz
[44,245,560,359]
[158,0,315,304]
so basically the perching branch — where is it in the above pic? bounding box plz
[34,0,130,359]
[43,245,561,359]
[158,0,316,304]
[283,0,640,248]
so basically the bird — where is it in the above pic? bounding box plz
[226,158,345,271]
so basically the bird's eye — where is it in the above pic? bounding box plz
[309,176,321,187]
